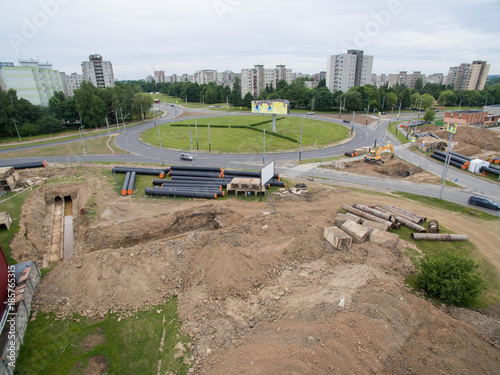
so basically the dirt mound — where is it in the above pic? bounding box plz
[12,167,500,374]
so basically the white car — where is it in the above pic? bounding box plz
[180,153,193,161]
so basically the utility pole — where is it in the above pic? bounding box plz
[439,126,455,200]
[115,110,120,132]
[195,120,199,150]
[105,117,111,139]
[263,129,266,164]
[12,119,22,147]
[158,128,163,165]
[190,126,193,155]
[140,104,144,122]
[208,121,211,152]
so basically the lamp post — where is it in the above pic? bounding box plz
[363,99,370,125]
[298,113,309,161]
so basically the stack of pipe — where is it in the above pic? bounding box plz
[121,172,131,196]
[222,169,284,188]
[430,150,469,170]
[6,161,47,169]
[487,157,500,164]
[127,171,136,195]
[480,165,500,177]
[344,151,358,157]
[112,166,170,178]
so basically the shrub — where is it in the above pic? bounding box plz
[417,251,484,306]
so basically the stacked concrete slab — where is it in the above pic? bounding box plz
[340,219,370,244]
[323,227,353,250]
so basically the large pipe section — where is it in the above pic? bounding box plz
[156,187,225,197]
[431,153,467,170]
[433,150,470,165]
[121,172,131,196]
[379,209,427,233]
[170,165,222,173]
[112,166,169,178]
[411,233,468,241]
[168,170,223,178]
[480,166,500,176]
[377,207,417,225]
[342,205,394,229]
[223,170,280,181]
[385,204,426,224]
[145,187,217,199]
[352,203,393,222]
[449,151,472,161]
[127,171,136,195]
[8,161,47,169]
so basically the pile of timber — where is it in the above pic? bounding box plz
[325,203,468,250]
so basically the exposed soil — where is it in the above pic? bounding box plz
[80,355,108,375]
[9,166,500,374]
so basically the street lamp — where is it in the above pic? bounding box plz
[79,125,86,156]
[363,99,370,125]
[298,113,310,161]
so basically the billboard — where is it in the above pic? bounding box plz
[252,100,289,115]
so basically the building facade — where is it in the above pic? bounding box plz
[81,54,115,89]
[60,72,84,97]
[154,71,165,83]
[0,59,64,106]
[446,61,490,91]
[326,50,373,93]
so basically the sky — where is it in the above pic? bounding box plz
[1,0,499,80]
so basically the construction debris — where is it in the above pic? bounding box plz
[369,229,399,250]
[340,219,370,244]
[0,212,12,230]
[323,226,352,250]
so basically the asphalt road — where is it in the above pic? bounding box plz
[1,106,499,216]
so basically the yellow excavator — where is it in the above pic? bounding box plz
[364,144,394,164]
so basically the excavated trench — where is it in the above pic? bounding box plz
[45,195,74,267]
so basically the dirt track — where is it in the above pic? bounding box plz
[11,166,500,374]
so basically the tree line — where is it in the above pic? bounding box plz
[0,81,154,137]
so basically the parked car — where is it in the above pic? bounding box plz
[307,112,314,115]
[343,119,350,123]
[215,105,221,108]
[468,195,500,210]
[180,153,193,161]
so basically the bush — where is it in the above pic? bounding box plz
[417,251,484,306]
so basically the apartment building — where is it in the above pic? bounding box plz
[0,59,64,106]
[447,60,490,91]
[154,71,165,83]
[60,72,85,97]
[81,54,115,89]
[326,50,373,93]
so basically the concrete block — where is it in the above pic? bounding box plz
[335,213,362,227]
[369,229,399,250]
[362,220,390,233]
[324,226,352,250]
[340,219,369,244]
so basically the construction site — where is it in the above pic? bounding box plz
[2,164,499,374]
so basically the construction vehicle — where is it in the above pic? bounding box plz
[364,144,394,164]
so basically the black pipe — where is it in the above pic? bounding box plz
[449,151,472,161]
[488,164,500,172]
[152,179,224,186]
[431,153,466,169]
[121,172,131,196]
[170,176,232,182]
[157,187,225,197]
[428,133,440,139]
[158,185,223,192]
[433,150,469,164]
[145,187,217,199]
[112,167,169,178]
[168,170,222,178]
[267,181,286,187]
[7,161,47,169]
[169,165,222,173]
[480,166,500,176]
[127,171,136,195]
[223,170,280,180]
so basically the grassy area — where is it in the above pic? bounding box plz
[140,115,349,153]
[394,192,500,221]
[0,135,125,159]
[0,188,37,264]
[15,299,192,375]
[393,225,500,308]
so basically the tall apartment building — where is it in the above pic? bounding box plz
[241,65,294,97]
[60,72,85,97]
[326,50,373,93]
[446,61,490,91]
[424,73,445,85]
[81,54,115,89]
[0,59,64,106]
[154,71,165,83]
[195,70,217,85]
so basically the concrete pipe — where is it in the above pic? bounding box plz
[121,172,131,196]
[385,204,426,224]
[353,203,393,222]
[127,171,136,195]
[411,233,468,241]
[342,205,393,229]
[145,187,217,199]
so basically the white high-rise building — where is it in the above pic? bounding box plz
[0,59,64,106]
[326,50,373,93]
[241,65,265,98]
[81,54,115,89]
[60,72,85,97]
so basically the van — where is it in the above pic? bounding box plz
[180,153,193,161]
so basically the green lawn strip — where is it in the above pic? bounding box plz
[392,225,500,308]
[393,192,499,221]
[141,115,349,153]
[0,188,37,264]
[387,121,411,144]
[15,299,192,375]
[0,136,125,159]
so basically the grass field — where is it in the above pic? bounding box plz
[0,135,125,159]
[140,115,349,153]
[14,300,191,375]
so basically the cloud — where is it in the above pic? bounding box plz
[1,0,498,79]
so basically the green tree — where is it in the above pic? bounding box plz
[421,93,435,110]
[414,77,424,92]
[230,77,241,106]
[73,81,106,129]
[36,115,61,133]
[342,90,363,111]
[423,109,436,122]
[438,90,457,107]
[313,87,334,111]
[131,93,154,119]
[385,92,398,110]
[417,251,484,306]
[242,92,253,108]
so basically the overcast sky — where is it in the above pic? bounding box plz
[1,0,499,80]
